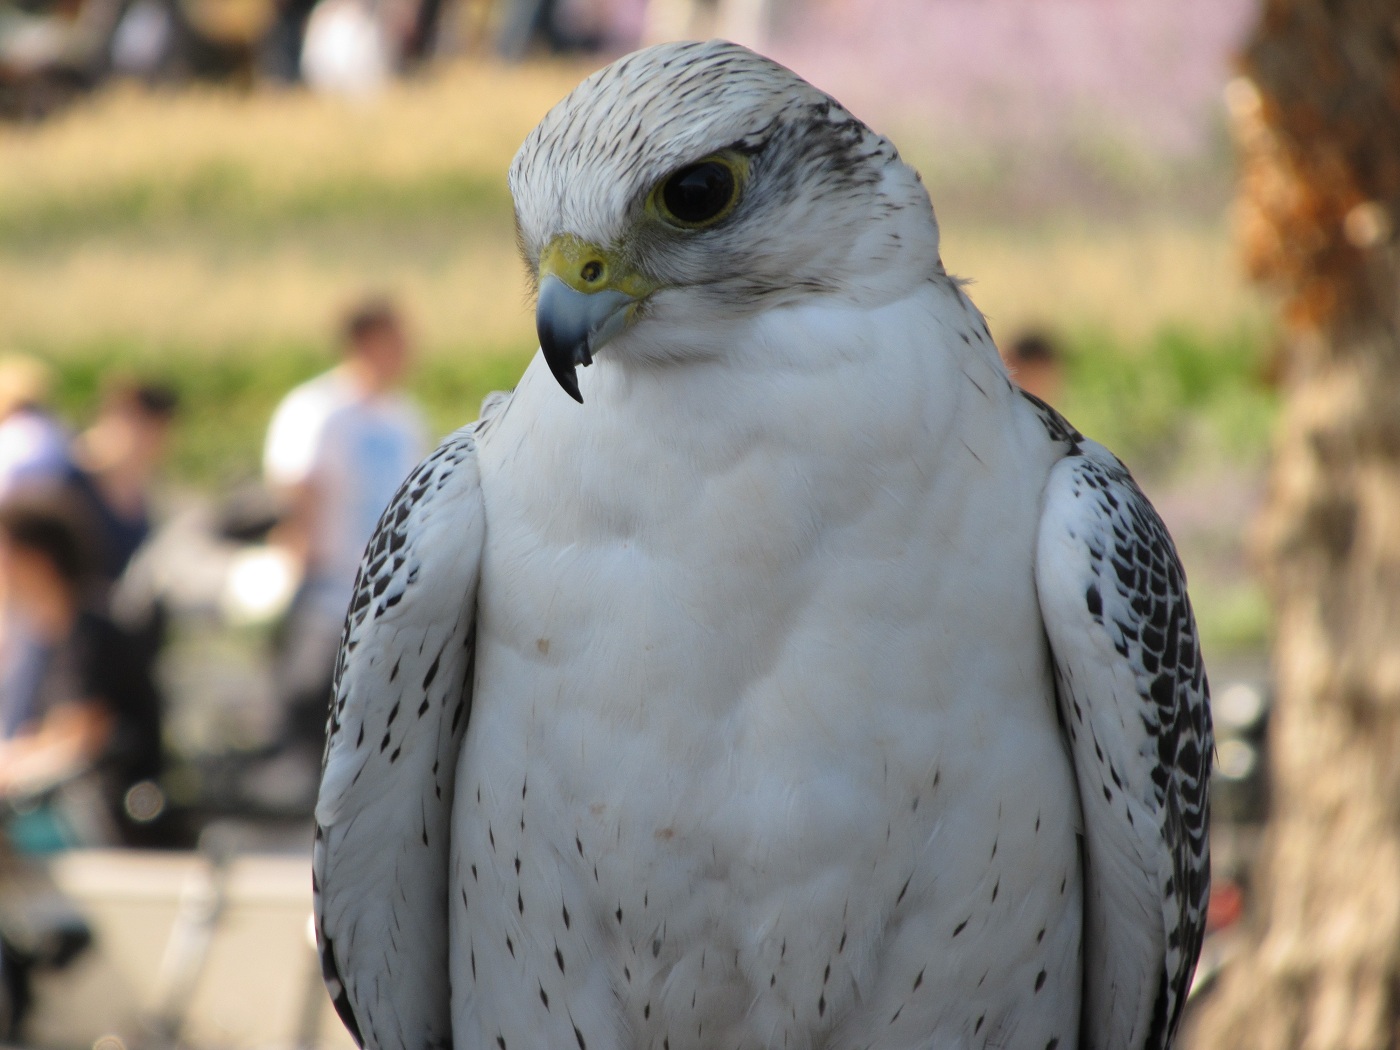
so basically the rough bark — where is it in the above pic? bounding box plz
[1189,2,1400,1049]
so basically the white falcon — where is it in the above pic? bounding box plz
[313,40,1211,1050]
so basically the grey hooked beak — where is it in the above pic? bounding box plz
[536,276,635,403]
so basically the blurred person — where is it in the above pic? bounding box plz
[260,0,321,79]
[67,380,179,697]
[0,498,165,849]
[0,357,73,504]
[496,0,602,59]
[69,379,179,584]
[263,297,427,767]
[1001,329,1064,405]
[495,0,563,59]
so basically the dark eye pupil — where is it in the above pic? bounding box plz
[662,162,735,224]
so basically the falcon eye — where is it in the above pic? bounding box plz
[655,157,741,228]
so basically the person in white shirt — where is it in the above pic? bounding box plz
[263,299,428,762]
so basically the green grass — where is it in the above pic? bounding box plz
[1058,323,1277,478]
[1191,578,1272,657]
[41,324,1274,488]
[44,338,535,486]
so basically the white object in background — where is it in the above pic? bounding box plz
[1215,680,1266,731]
[221,545,299,626]
[300,0,391,97]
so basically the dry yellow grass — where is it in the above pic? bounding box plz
[0,221,1265,354]
[944,217,1266,345]
[0,241,535,352]
[0,60,584,214]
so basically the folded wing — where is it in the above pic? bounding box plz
[313,426,487,1050]
[1035,425,1211,1050]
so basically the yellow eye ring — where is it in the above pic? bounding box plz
[649,152,747,229]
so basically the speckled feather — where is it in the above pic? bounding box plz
[314,424,487,1050]
[314,39,1209,1050]
[1031,394,1211,1050]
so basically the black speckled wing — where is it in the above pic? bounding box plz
[1032,404,1211,1050]
[313,424,487,1050]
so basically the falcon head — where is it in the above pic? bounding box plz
[509,39,942,402]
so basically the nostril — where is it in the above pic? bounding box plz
[580,260,604,283]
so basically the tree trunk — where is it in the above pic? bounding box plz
[1189,2,1400,1048]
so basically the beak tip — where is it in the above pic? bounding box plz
[543,355,585,403]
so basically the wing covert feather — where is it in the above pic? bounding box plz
[1035,438,1211,1050]
[313,426,486,1050]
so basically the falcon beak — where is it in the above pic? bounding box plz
[536,277,633,403]
[536,235,654,403]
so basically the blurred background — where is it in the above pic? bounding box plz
[0,0,1394,1047]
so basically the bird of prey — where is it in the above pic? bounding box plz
[313,39,1211,1050]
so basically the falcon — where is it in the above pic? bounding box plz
[313,39,1211,1050]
